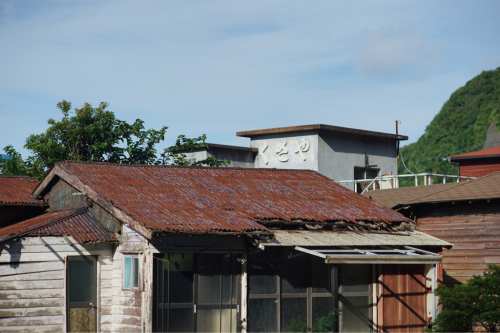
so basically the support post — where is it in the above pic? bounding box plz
[241,252,248,333]
[415,175,418,187]
[431,264,437,323]
[443,176,446,184]
[331,264,339,332]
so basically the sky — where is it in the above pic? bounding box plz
[1,0,499,157]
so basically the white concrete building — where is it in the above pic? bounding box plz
[180,124,408,193]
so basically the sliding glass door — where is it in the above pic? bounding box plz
[153,253,241,333]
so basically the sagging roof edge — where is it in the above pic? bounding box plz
[32,163,154,240]
[0,207,88,244]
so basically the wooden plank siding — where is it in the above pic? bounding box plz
[458,158,500,180]
[0,236,115,332]
[378,264,427,332]
[417,207,500,284]
[109,225,149,333]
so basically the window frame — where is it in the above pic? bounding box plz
[122,254,140,290]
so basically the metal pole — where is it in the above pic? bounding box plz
[443,176,446,184]
[415,175,418,187]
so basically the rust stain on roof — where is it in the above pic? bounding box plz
[49,161,408,234]
[0,208,116,244]
[0,176,40,205]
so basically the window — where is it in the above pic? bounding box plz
[123,255,139,289]
[354,167,379,194]
[248,249,333,332]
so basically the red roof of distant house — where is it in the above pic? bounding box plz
[0,207,116,244]
[450,146,500,161]
[33,162,408,237]
[0,176,40,205]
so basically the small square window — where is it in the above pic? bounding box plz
[123,255,139,289]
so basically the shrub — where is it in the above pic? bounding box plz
[429,264,500,332]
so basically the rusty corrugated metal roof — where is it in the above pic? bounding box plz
[258,230,451,248]
[0,208,116,244]
[0,176,40,205]
[43,161,409,234]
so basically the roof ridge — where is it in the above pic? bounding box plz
[0,176,38,180]
[59,161,317,172]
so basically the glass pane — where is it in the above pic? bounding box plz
[124,257,131,289]
[69,307,95,332]
[198,254,221,304]
[133,257,139,288]
[341,264,371,293]
[167,253,194,303]
[312,297,334,325]
[281,251,308,294]
[248,298,277,332]
[69,260,94,302]
[281,298,307,332]
[169,308,193,332]
[341,296,371,332]
[197,309,221,332]
[248,259,277,295]
[311,257,330,293]
[221,308,237,333]
[222,254,233,304]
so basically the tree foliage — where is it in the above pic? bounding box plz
[290,310,341,333]
[163,134,230,167]
[2,100,229,180]
[429,264,500,332]
[398,67,500,186]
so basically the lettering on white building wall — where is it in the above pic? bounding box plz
[275,141,289,162]
[258,138,311,164]
[294,138,310,161]
[259,141,269,165]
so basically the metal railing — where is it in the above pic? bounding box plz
[336,173,476,195]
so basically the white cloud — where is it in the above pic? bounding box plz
[355,26,442,79]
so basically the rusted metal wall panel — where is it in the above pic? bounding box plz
[418,207,500,284]
[459,158,500,180]
[379,264,427,333]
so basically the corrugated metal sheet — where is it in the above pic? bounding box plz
[0,208,116,244]
[0,176,40,205]
[257,230,452,247]
[52,162,408,234]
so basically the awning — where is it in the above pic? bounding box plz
[295,246,442,264]
[251,229,448,264]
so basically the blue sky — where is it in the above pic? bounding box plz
[1,0,499,157]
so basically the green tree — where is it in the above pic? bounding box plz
[430,264,500,332]
[163,134,230,167]
[2,100,229,180]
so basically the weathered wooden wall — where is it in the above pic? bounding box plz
[109,225,148,333]
[378,264,427,333]
[44,178,121,232]
[0,236,113,333]
[459,158,500,180]
[416,201,500,284]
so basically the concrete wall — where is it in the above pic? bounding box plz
[317,131,398,191]
[180,148,255,168]
[250,130,319,171]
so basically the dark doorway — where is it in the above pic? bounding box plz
[67,256,97,332]
[153,253,241,333]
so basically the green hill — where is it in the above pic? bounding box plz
[398,67,500,185]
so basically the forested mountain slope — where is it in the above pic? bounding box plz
[398,67,500,184]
